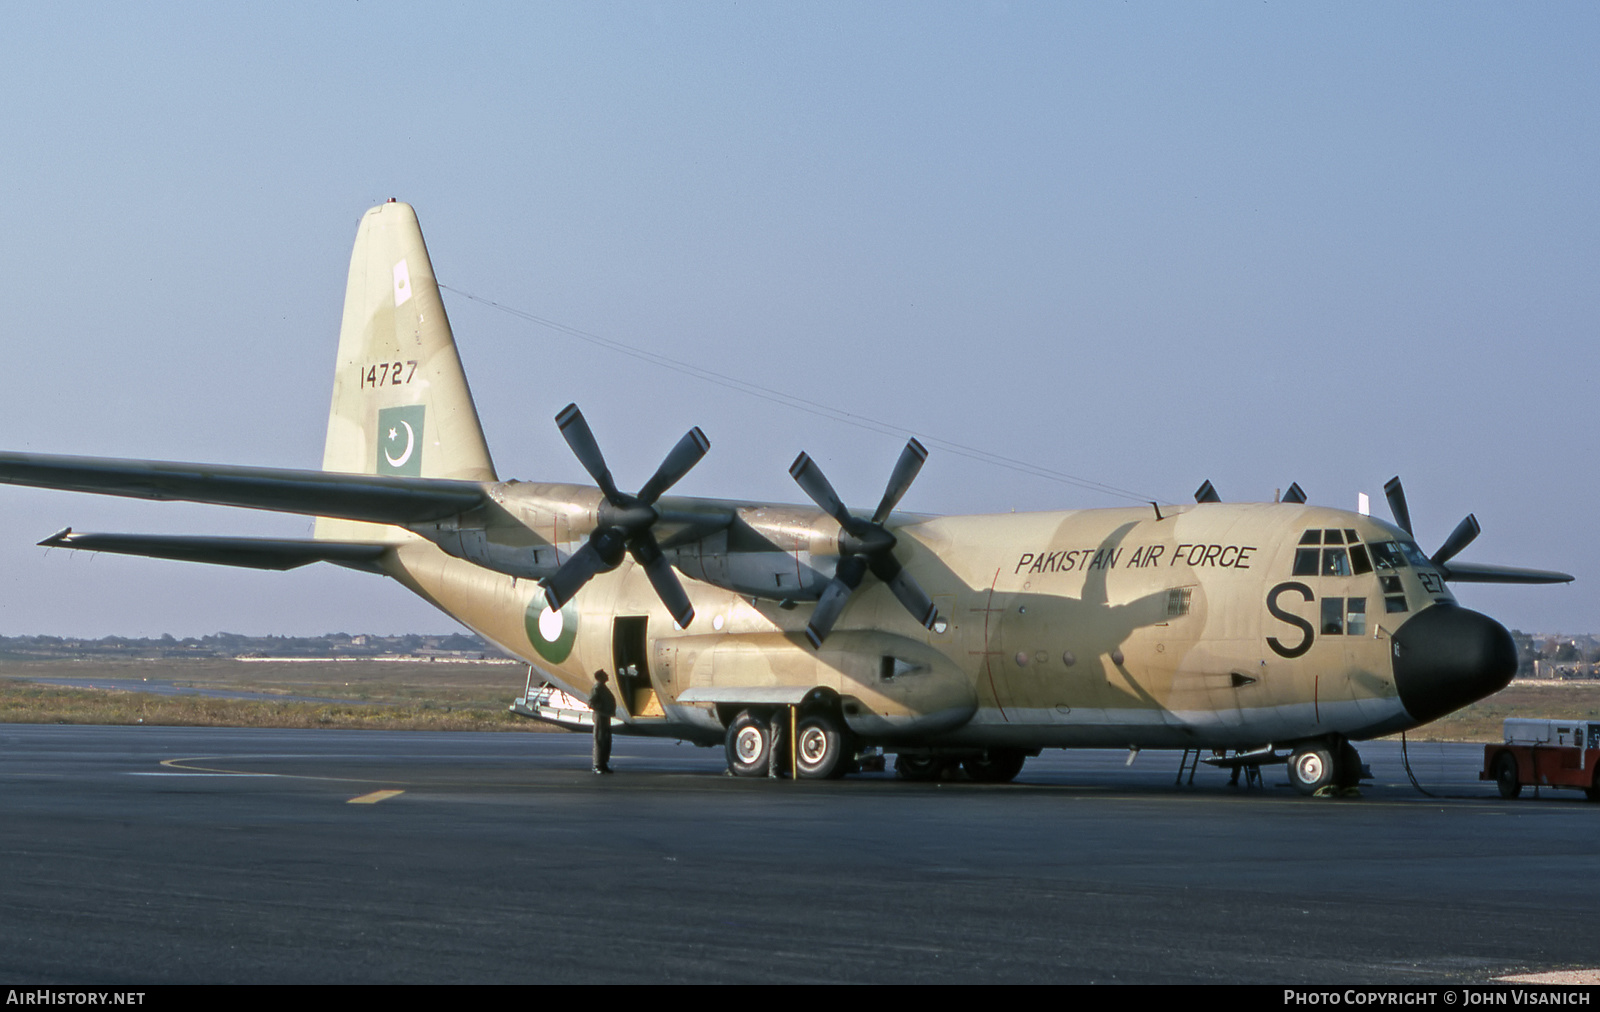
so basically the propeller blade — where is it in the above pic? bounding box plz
[1194,479,1220,504]
[804,555,869,648]
[789,452,853,529]
[543,536,618,611]
[1432,513,1481,568]
[868,552,938,629]
[1437,561,1574,584]
[872,439,928,524]
[631,534,695,628]
[1384,476,1412,535]
[636,427,710,505]
[555,404,620,502]
[1282,483,1306,504]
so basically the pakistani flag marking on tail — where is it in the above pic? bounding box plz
[376,405,426,476]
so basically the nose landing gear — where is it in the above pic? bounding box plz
[1287,737,1366,796]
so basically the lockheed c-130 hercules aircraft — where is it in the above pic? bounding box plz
[0,201,1574,795]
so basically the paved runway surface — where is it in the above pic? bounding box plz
[1,724,1596,984]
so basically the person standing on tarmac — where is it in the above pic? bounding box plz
[589,671,616,774]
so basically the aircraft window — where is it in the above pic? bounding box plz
[1346,598,1366,637]
[1321,596,1344,635]
[1399,542,1433,568]
[1383,576,1408,613]
[1166,587,1192,618]
[1321,548,1351,577]
[1369,542,1408,570]
[1343,529,1360,544]
[1293,549,1319,576]
[1348,544,1373,575]
[1299,530,1322,545]
[1323,529,1345,545]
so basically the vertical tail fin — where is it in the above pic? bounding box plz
[316,201,495,539]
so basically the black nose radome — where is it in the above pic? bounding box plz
[1391,604,1516,724]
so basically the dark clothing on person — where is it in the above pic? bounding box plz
[589,681,616,773]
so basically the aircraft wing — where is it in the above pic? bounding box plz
[1439,561,1574,585]
[38,529,392,573]
[0,451,485,525]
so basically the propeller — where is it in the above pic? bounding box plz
[1281,482,1306,504]
[1382,476,1479,567]
[1194,479,1220,503]
[542,403,708,627]
[789,439,939,648]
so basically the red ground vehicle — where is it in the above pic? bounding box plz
[1482,718,1600,801]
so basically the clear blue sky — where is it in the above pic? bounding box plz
[0,3,1594,637]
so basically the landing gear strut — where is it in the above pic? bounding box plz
[725,705,854,779]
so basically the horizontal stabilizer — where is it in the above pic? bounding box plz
[0,452,485,525]
[1439,561,1574,585]
[39,529,392,573]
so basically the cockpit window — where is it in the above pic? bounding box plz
[1319,597,1367,635]
[1348,543,1373,575]
[1380,575,1408,613]
[1294,529,1372,578]
[1346,598,1367,635]
[1320,547,1351,577]
[1398,541,1433,569]
[1369,541,1408,570]
[1293,531,1385,580]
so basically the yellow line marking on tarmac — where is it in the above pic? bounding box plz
[348,789,405,805]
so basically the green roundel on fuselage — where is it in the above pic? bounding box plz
[525,595,579,664]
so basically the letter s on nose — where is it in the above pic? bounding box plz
[1266,581,1315,659]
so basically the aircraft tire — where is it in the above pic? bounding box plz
[1493,751,1523,800]
[1287,743,1336,795]
[725,710,771,778]
[894,754,946,782]
[794,713,849,779]
[962,750,1027,783]
[1335,739,1363,789]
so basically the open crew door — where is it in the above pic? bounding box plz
[613,616,664,718]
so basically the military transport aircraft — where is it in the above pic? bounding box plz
[0,201,1575,795]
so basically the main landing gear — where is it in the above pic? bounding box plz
[888,750,1029,782]
[1286,737,1365,797]
[725,707,853,779]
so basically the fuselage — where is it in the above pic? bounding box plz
[388,488,1516,752]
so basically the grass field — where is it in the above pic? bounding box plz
[0,658,566,733]
[2,659,1597,741]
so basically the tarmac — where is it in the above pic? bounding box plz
[1,724,1596,984]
